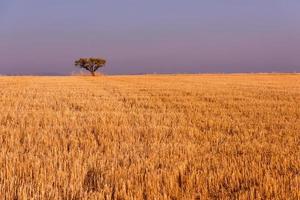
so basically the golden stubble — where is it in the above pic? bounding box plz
[0,74,299,199]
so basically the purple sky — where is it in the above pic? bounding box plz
[0,0,300,75]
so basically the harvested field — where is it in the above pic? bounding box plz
[0,74,299,199]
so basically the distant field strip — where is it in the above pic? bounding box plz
[0,75,299,199]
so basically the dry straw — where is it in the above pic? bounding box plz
[0,74,299,199]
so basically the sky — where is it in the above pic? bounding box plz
[0,0,300,75]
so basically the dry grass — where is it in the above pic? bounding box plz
[71,71,104,76]
[0,74,299,199]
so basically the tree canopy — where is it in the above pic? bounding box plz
[75,58,106,76]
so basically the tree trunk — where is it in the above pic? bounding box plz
[91,71,96,76]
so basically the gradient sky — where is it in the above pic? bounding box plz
[0,0,300,75]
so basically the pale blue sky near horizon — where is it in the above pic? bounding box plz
[0,0,299,75]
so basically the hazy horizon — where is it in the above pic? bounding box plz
[1,1,300,75]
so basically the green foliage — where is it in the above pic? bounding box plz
[75,58,106,76]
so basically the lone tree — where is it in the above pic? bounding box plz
[75,58,106,76]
